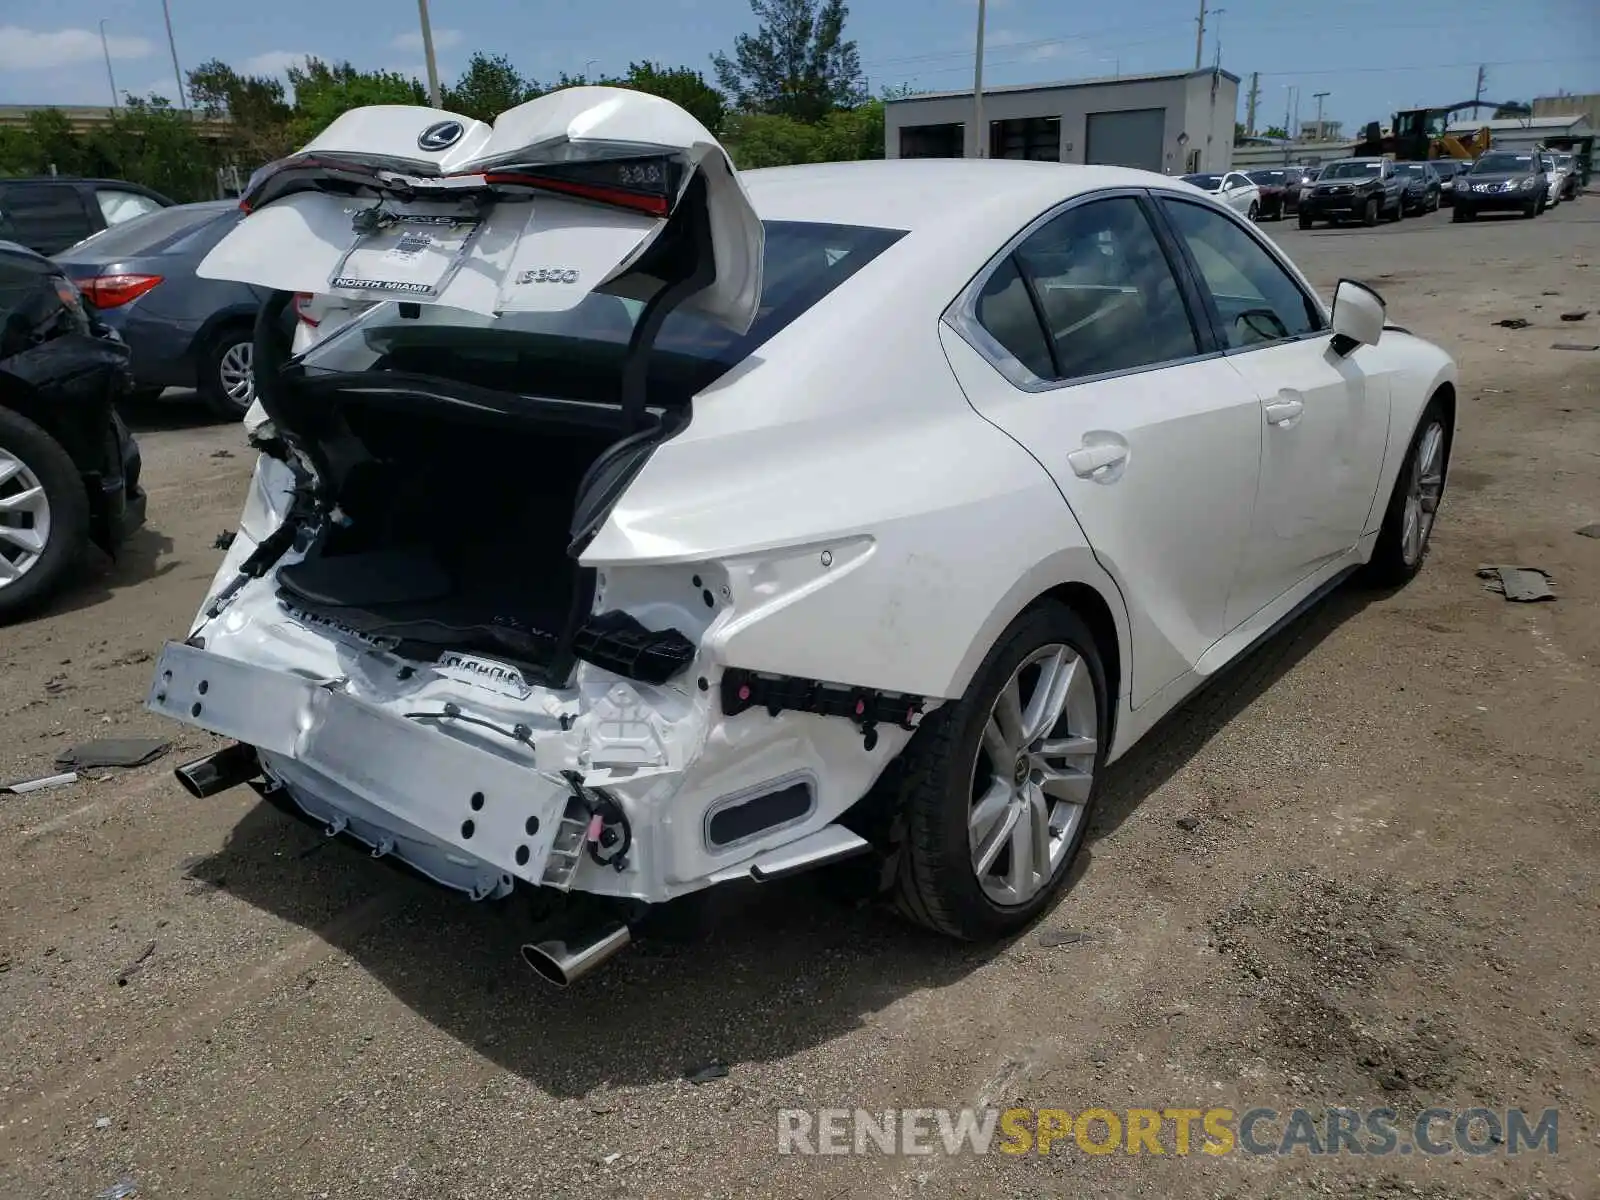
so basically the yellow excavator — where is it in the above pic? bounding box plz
[1354,101,1528,161]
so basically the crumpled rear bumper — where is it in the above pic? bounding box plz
[148,640,575,899]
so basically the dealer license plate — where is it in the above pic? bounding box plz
[328,213,482,299]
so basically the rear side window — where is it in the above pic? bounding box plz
[0,184,94,255]
[95,188,166,227]
[977,196,1199,382]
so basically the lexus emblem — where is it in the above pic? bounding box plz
[417,120,464,151]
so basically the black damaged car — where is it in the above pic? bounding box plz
[1298,157,1406,228]
[0,239,146,620]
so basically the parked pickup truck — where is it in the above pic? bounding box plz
[1298,158,1407,228]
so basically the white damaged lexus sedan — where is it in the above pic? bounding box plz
[149,88,1456,985]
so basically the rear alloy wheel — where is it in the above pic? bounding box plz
[1247,201,1260,222]
[199,330,255,421]
[1363,197,1380,226]
[0,406,90,622]
[1364,398,1450,587]
[890,602,1106,940]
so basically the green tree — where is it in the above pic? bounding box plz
[88,97,222,201]
[712,0,867,122]
[620,62,727,133]
[1262,124,1288,139]
[187,59,295,160]
[2,109,92,176]
[443,52,538,122]
[285,59,426,144]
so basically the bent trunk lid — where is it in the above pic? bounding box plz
[197,87,763,332]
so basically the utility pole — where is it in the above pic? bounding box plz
[972,0,987,158]
[1312,91,1329,140]
[99,20,119,109]
[1210,7,1226,69]
[1245,71,1260,136]
[418,0,442,109]
[1193,0,1207,71]
[1473,63,1486,107]
[160,0,187,108]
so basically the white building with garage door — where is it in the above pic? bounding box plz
[883,68,1240,175]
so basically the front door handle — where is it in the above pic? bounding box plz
[1264,398,1305,426]
[1067,442,1129,478]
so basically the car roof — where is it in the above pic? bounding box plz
[739,159,1202,235]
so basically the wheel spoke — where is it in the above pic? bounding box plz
[0,485,44,514]
[1026,782,1053,880]
[1004,791,1035,897]
[973,796,1019,878]
[0,457,21,489]
[0,554,19,581]
[1022,649,1074,745]
[0,524,44,554]
[993,674,1024,749]
[1038,761,1093,805]
[981,716,1013,767]
[968,778,1013,851]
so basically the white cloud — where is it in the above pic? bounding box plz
[0,26,154,71]
[390,28,463,53]
[241,50,314,76]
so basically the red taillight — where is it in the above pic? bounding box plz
[78,273,163,309]
[480,172,670,217]
[293,292,320,326]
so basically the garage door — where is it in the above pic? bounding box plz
[1084,108,1166,172]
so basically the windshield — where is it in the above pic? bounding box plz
[1394,164,1429,177]
[1182,174,1224,190]
[301,220,905,404]
[1321,161,1382,179]
[1473,153,1533,173]
[1248,171,1287,185]
[55,202,235,262]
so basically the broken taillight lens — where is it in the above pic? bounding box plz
[77,274,164,309]
[292,292,320,327]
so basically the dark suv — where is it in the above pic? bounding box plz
[0,240,146,619]
[1298,158,1407,228]
[1393,161,1443,214]
[1452,151,1550,221]
[0,178,175,256]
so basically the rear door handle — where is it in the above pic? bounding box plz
[1264,398,1305,426]
[1067,442,1129,478]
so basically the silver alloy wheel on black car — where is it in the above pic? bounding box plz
[967,643,1097,906]
[0,446,51,591]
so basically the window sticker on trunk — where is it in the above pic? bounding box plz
[329,212,482,299]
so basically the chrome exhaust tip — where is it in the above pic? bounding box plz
[520,919,632,988]
[173,742,261,799]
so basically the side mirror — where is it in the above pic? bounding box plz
[1330,279,1385,356]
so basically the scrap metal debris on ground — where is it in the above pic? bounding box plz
[55,738,170,770]
[1493,318,1532,329]
[1551,343,1599,352]
[0,772,79,796]
[1578,524,1600,539]
[1036,928,1091,948]
[1477,565,1557,602]
[116,940,157,987]
[1559,311,1589,322]
[683,1062,729,1085]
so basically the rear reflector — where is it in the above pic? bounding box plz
[78,274,163,309]
[293,292,321,326]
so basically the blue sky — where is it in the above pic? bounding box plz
[2,0,1596,134]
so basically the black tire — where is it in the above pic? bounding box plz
[1363,197,1380,226]
[1428,191,1440,212]
[1524,200,1539,219]
[1388,196,1404,222]
[1298,213,1313,230]
[1452,208,1465,222]
[1247,201,1260,222]
[0,406,91,623]
[1363,396,1451,588]
[888,601,1109,941]
[197,326,255,420]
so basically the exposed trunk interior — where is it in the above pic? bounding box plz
[273,389,627,677]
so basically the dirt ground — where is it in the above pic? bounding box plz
[1,200,1597,1200]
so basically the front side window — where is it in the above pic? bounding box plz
[1160,199,1322,350]
[975,196,1199,382]
[0,184,93,255]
